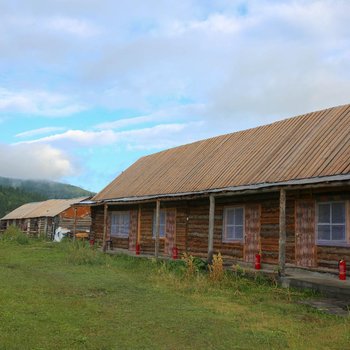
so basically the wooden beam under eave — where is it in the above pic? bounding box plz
[154,200,160,258]
[208,194,215,261]
[279,188,286,276]
[102,204,108,252]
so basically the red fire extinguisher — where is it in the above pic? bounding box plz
[339,259,346,280]
[136,243,141,255]
[172,247,178,260]
[255,253,261,270]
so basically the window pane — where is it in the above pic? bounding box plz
[159,224,166,238]
[318,204,330,223]
[318,225,330,240]
[225,209,235,225]
[332,225,345,241]
[235,225,243,239]
[153,210,166,237]
[111,212,129,237]
[225,226,234,240]
[235,208,243,225]
[332,203,345,224]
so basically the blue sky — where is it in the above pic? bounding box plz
[1,0,349,192]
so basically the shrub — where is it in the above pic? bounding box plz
[64,240,108,266]
[181,253,198,278]
[1,225,29,245]
[208,252,224,282]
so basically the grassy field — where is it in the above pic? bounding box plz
[0,238,349,349]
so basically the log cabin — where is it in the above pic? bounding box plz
[0,198,91,239]
[87,104,350,275]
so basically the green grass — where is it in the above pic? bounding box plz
[0,240,349,349]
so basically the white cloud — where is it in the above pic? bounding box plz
[95,116,154,130]
[18,129,117,146]
[168,13,254,36]
[95,104,205,130]
[16,126,66,138]
[18,121,205,151]
[47,17,99,37]
[0,88,85,117]
[0,143,75,180]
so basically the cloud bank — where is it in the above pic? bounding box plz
[0,144,75,180]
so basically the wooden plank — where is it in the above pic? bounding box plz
[244,204,261,263]
[295,200,316,267]
[154,200,160,258]
[279,189,286,275]
[208,194,215,260]
[102,204,108,252]
[128,210,138,251]
[165,209,176,256]
[137,205,141,244]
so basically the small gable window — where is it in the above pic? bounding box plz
[223,207,244,242]
[317,202,346,244]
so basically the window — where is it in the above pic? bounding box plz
[223,207,244,242]
[317,202,346,244]
[111,211,130,237]
[153,210,166,238]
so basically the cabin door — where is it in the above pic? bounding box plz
[244,204,261,263]
[165,209,176,256]
[129,210,138,251]
[295,200,316,267]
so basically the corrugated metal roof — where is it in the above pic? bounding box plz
[93,104,350,201]
[1,197,88,220]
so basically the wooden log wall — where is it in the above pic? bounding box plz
[90,184,350,271]
[296,186,350,270]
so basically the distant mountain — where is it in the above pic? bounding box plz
[0,185,46,218]
[0,177,94,218]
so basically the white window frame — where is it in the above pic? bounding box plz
[152,209,166,239]
[222,206,244,242]
[110,211,130,238]
[316,201,347,245]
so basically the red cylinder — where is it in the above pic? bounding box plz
[339,259,346,280]
[89,239,95,247]
[255,253,261,270]
[136,243,140,255]
[172,247,178,260]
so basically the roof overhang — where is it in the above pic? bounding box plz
[78,174,350,207]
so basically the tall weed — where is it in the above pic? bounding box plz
[181,253,198,278]
[1,225,29,245]
[63,240,108,266]
[208,252,224,282]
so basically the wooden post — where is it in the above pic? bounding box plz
[44,217,48,239]
[73,207,77,241]
[137,205,141,244]
[279,188,286,276]
[208,194,215,260]
[155,200,160,258]
[102,204,108,252]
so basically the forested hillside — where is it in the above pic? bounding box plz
[0,177,94,218]
[0,186,46,218]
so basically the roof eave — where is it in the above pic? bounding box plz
[82,174,350,206]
